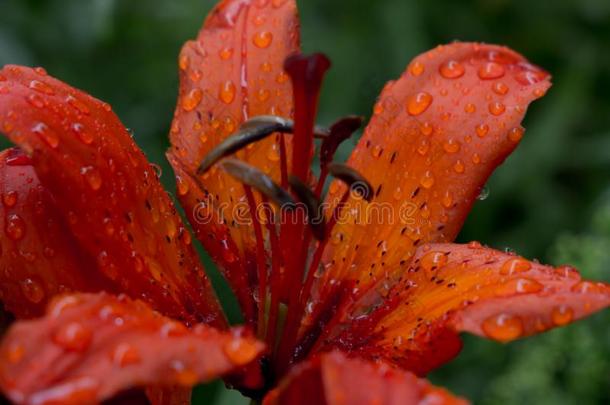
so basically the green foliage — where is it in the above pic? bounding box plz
[1,0,610,404]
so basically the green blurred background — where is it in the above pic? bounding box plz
[1,0,610,403]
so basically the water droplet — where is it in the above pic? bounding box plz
[475,123,489,138]
[468,241,482,249]
[442,191,453,208]
[66,95,90,115]
[32,122,59,148]
[71,123,93,145]
[393,187,403,200]
[515,70,547,85]
[371,145,383,158]
[496,278,543,296]
[406,92,433,116]
[508,127,524,142]
[176,176,190,196]
[2,191,17,208]
[421,251,448,273]
[160,321,188,338]
[182,88,203,112]
[220,81,236,104]
[472,153,481,165]
[493,82,509,95]
[5,214,25,240]
[476,185,489,201]
[409,61,425,76]
[80,166,102,191]
[489,101,506,116]
[53,322,92,351]
[420,122,433,136]
[29,80,54,95]
[150,163,162,179]
[478,62,505,80]
[443,139,461,154]
[420,171,435,189]
[50,296,80,318]
[551,305,574,326]
[179,54,190,71]
[439,60,465,79]
[500,258,532,275]
[219,48,233,60]
[416,139,430,156]
[482,313,523,342]
[223,339,258,365]
[253,31,273,48]
[464,103,476,113]
[26,94,44,108]
[112,343,140,367]
[257,88,271,102]
[453,160,465,174]
[20,278,45,303]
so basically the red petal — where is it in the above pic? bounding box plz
[315,243,610,375]
[167,0,300,318]
[264,351,467,405]
[313,43,551,312]
[0,292,264,405]
[0,66,225,327]
[0,148,112,318]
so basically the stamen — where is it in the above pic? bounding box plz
[198,115,329,175]
[219,159,296,209]
[327,163,374,201]
[316,115,363,196]
[288,175,326,241]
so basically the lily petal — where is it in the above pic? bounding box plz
[0,66,224,327]
[315,243,610,375]
[167,0,300,321]
[314,43,551,310]
[264,351,467,405]
[0,292,264,405]
[0,148,112,318]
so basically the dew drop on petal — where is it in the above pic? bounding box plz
[476,185,489,200]
[482,313,524,342]
[20,278,45,303]
[253,31,273,48]
[551,305,574,326]
[500,258,532,275]
[406,92,433,116]
[32,122,59,148]
[420,251,447,273]
[5,214,25,240]
[439,60,465,79]
[53,322,93,352]
[182,88,203,112]
[220,81,236,104]
[419,170,435,189]
[489,101,506,116]
[223,339,258,365]
[478,62,505,80]
[71,123,94,145]
[493,82,509,95]
[112,343,141,367]
[475,123,489,138]
[508,127,525,142]
[2,190,17,208]
[176,176,190,196]
[409,61,425,76]
[80,166,102,191]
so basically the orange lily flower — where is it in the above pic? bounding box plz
[0,0,609,404]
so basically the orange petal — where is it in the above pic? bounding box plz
[0,148,112,318]
[264,351,467,405]
[0,292,264,405]
[314,243,610,375]
[167,0,300,316]
[314,43,551,311]
[0,66,224,327]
